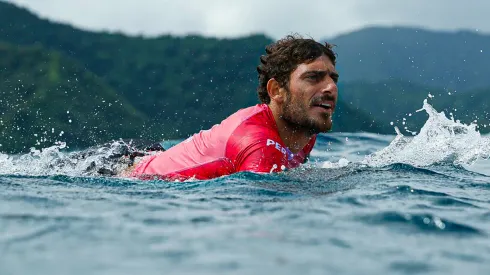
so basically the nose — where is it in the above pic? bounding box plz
[322,77,338,97]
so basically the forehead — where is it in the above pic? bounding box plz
[291,55,335,76]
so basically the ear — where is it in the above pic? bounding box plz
[267,78,286,103]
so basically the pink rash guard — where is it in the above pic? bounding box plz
[130,104,316,181]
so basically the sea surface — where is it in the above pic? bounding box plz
[1,101,490,275]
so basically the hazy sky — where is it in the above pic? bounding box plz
[5,0,490,39]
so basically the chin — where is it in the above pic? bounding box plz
[322,125,333,133]
[311,122,332,134]
[324,116,334,131]
[319,117,333,132]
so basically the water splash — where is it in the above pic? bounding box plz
[322,158,350,169]
[0,140,145,177]
[362,99,490,168]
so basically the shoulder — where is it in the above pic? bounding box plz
[229,104,277,137]
[225,104,279,152]
[225,104,274,126]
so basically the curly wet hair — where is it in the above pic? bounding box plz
[256,34,337,104]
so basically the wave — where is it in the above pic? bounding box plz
[358,99,490,169]
[358,211,485,236]
[0,140,158,178]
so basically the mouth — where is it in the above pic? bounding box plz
[312,102,335,111]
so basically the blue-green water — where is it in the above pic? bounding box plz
[1,103,490,275]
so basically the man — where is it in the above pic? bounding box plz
[128,35,339,181]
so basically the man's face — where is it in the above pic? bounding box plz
[280,54,339,134]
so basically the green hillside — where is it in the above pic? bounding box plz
[0,42,146,153]
[0,1,274,136]
[329,26,490,91]
[340,80,490,134]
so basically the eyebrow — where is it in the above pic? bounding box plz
[301,70,339,79]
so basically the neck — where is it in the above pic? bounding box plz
[268,103,313,154]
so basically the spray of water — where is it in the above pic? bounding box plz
[0,140,144,177]
[362,99,490,168]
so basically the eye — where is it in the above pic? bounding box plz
[306,74,321,81]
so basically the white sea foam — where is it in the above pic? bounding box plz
[0,140,140,177]
[361,99,490,168]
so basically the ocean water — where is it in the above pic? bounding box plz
[1,100,490,275]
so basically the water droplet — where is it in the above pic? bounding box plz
[270,164,278,173]
[434,217,446,229]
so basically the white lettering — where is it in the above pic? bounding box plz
[275,143,281,151]
[266,139,289,156]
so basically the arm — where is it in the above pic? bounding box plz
[235,139,290,174]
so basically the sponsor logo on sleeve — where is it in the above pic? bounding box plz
[266,139,286,154]
[266,139,295,159]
